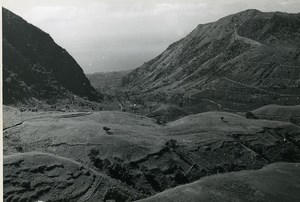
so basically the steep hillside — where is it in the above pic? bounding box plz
[2,8,102,104]
[123,9,300,100]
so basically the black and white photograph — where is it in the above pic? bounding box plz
[2,0,300,201]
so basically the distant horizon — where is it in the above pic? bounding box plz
[3,0,300,73]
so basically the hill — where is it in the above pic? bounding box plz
[4,106,300,200]
[252,104,300,124]
[2,8,102,105]
[138,162,300,202]
[147,104,189,122]
[123,9,300,107]
[86,70,131,91]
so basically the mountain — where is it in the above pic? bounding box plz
[2,8,102,105]
[123,9,300,99]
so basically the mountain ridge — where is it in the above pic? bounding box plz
[123,9,300,99]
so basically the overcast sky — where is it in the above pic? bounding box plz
[3,0,300,73]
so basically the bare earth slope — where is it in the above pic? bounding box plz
[138,162,300,202]
[123,9,300,97]
[3,106,300,201]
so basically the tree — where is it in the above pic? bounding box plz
[103,126,112,134]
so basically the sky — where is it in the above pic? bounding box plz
[3,0,300,73]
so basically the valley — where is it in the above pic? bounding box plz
[2,6,300,202]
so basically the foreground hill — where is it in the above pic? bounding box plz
[3,106,300,201]
[139,162,300,202]
[2,8,101,104]
[123,9,300,104]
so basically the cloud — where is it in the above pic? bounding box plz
[280,1,294,6]
[25,6,79,23]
